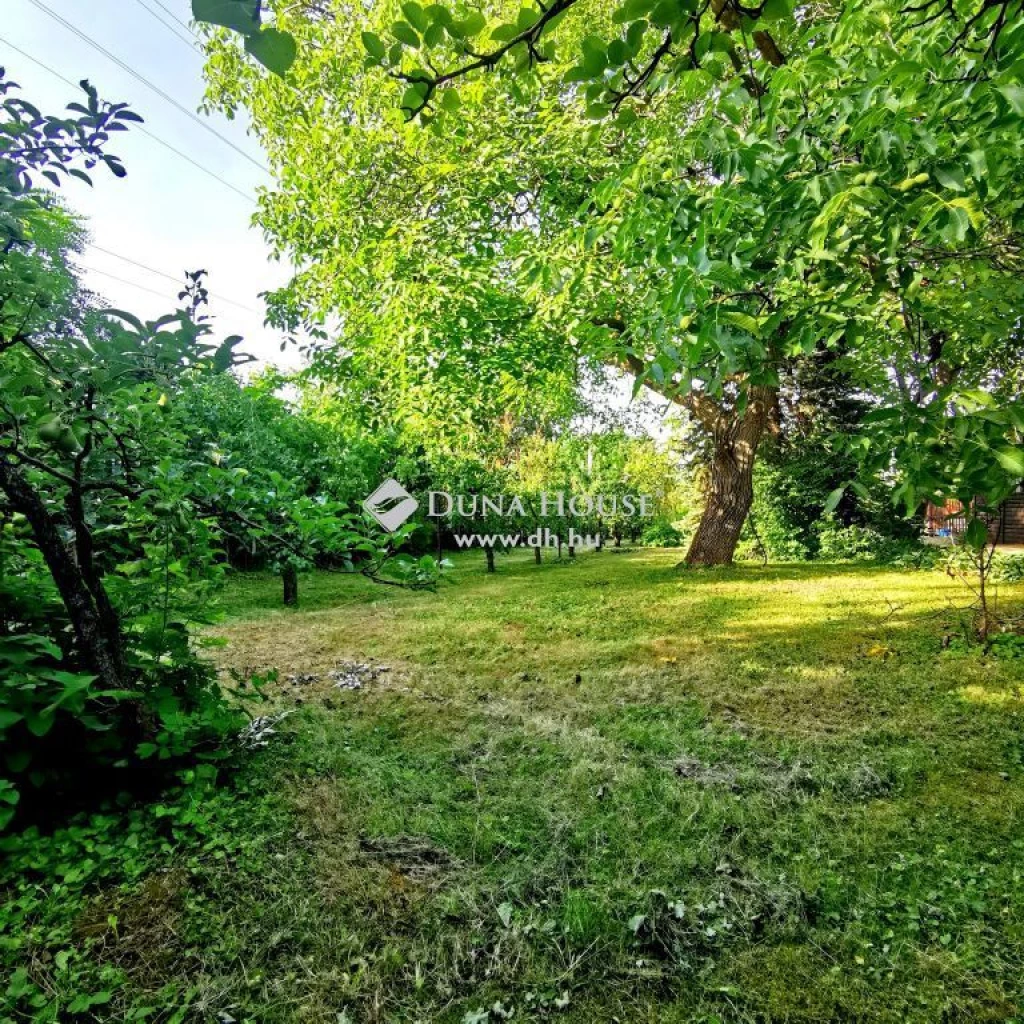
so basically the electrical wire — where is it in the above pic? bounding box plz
[0,34,256,203]
[1,27,267,320]
[129,0,201,52]
[77,263,176,302]
[149,0,201,38]
[85,242,262,313]
[25,0,271,175]
[80,260,266,319]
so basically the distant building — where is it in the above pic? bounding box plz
[924,485,1024,545]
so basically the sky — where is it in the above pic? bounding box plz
[1,0,672,432]
[1,0,298,368]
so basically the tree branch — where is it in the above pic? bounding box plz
[393,0,581,118]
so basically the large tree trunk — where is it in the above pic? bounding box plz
[0,456,129,689]
[683,386,775,567]
[609,331,779,568]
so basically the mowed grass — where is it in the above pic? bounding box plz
[6,550,1024,1023]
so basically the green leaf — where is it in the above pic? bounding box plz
[401,83,430,111]
[606,38,631,66]
[191,0,259,34]
[994,447,1024,475]
[439,88,461,111]
[402,1,430,30]
[759,0,793,21]
[934,165,965,191]
[361,31,387,59]
[452,10,486,36]
[997,84,1024,115]
[0,710,23,731]
[517,6,541,30]
[424,3,451,24]
[491,22,521,41]
[718,310,762,336]
[947,196,984,231]
[649,0,679,27]
[392,20,421,47]
[581,36,608,77]
[244,28,298,76]
[421,21,445,45]
[964,517,988,549]
[5,750,31,773]
[104,309,146,331]
[25,711,56,738]
[613,0,656,21]
[823,485,847,513]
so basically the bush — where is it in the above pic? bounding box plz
[813,517,881,561]
[641,519,685,547]
[993,553,1024,583]
[740,506,812,562]
[814,516,937,566]
[987,632,1024,659]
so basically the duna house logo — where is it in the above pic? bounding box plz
[363,479,419,533]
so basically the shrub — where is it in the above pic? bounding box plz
[641,519,685,547]
[740,505,812,562]
[993,553,1024,583]
[814,516,937,566]
[813,517,882,561]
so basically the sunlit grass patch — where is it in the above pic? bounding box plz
[4,551,1024,1021]
[956,683,1024,707]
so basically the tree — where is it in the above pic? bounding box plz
[199,0,1024,565]
[850,388,1024,641]
[0,70,442,817]
[1,70,156,691]
[176,370,443,604]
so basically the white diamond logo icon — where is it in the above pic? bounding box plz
[363,479,419,533]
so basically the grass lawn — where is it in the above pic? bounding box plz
[4,550,1024,1022]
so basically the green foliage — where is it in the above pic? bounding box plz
[173,371,445,589]
[198,0,1024,570]
[814,516,891,564]
[639,517,682,547]
[0,291,267,812]
[993,552,1024,584]
[0,635,102,747]
[191,0,297,76]
[0,73,442,827]
[852,391,1024,553]
[986,631,1024,660]
[0,754,290,1018]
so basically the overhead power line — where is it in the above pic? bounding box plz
[0,34,255,203]
[1,29,268,321]
[81,259,266,318]
[85,242,263,314]
[148,0,201,38]
[25,0,271,176]
[78,263,177,302]
[130,0,200,52]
